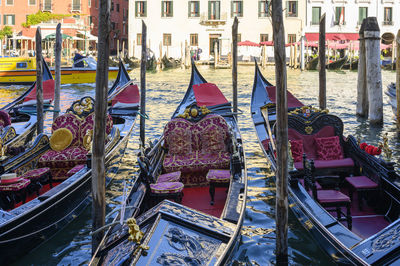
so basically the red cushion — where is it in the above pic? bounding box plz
[294,158,354,170]
[67,164,85,177]
[150,182,184,194]
[164,118,193,155]
[198,114,229,153]
[345,176,378,189]
[206,169,231,183]
[20,168,50,180]
[290,139,303,162]
[0,178,30,191]
[288,126,335,159]
[315,136,343,160]
[157,171,181,183]
[52,114,81,147]
[0,110,11,127]
[317,190,350,203]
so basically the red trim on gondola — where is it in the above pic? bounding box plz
[24,79,55,103]
[111,84,140,107]
[193,83,228,106]
[266,86,304,108]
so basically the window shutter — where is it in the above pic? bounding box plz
[3,15,5,25]
[171,1,173,17]
[231,1,233,18]
[12,15,15,25]
[285,1,288,17]
[135,2,138,17]
[188,1,191,17]
[161,1,163,17]
[258,1,261,17]
[216,1,220,19]
[295,1,298,16]
[144,2,147,17]
[208,1,211,19]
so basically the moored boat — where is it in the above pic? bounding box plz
[0,57,119,85]
[341,58,359,70]
[89,60,247,265]
[0,62,140,264]
[306,56,318,70]
[326,56,348,70]
[252,62,400,265]
[385,82,397,119]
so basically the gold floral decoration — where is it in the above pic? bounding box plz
[379,133,392,161]
[127,217,149,251]
[83,129,93,151]
[305,126,313,135]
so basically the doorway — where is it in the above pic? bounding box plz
[209,34,221,56]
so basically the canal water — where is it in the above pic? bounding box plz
[2,66,399,265]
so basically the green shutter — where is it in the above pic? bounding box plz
[188,1,191,17]
[144,2,147,17]
[258,1,261,17]
[161,1,163,17]
[231,1,233,18]
[295,1,298,16]
[216,1,220,19]
[208,1,211,19]
[285,1,288,17]
[12,15,15,25]
[3,15,5,25]
[171,1,173,17]
[135,2,138,17]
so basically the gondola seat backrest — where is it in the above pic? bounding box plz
[287,108,354,171]
[0,110,11,128]
[163,113,231,186]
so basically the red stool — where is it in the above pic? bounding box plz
[206,169,231,205]
[0,177,31,210]
[345,175,378,210]
[21,167,53,196]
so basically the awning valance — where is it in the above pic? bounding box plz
[305,33,359,42]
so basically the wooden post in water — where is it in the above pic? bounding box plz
[35,27,44,135]
[122,41,125,59]
[349,41,353,70]
[214,42,218,69]
[300,35,305,70]
[272,0,288,263]
[140,20,147,147]
[395,30,400,127]
[117,39,120,58]
[159,41,163,69]
[319,14,326,110]
[392,40,395,71]
[232,16,238,117]
[294,43,298,69]
[91,0,110,254]
[185,40,190,69]
[364,17,383,124]
[53,23,62,121]
[357,19,368,117]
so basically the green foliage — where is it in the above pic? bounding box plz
[0,26,12,39]
[22,11,71,28]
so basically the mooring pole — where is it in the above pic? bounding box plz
[91,0,110,254]
[53,23,62,121]
[232,16,238,118]
[364,17,383,125]
[272,0,288,263]
[396,30,400,127]
[140,20,147,147]
[357,19,368,117]
[319,14,326,110]
[35,27,44,135]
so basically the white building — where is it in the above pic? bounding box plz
[305,0,400,44]
[128,0,306,60]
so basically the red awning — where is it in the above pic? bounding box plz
[238,40,260,47]
[193,83,228,107]
[24,79,55,104]
[266,86,303,108]
[260,41,274,46]
[112,84,140,107]
[305,33,359,42]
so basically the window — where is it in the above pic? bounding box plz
[88,0,91,7]
[208,1,221,20]
[335,7,345,25]
[163,33,171,46]
[384,7,392,25]
[231,1,243,17]
[29,0,36,5]
[286,1,297,17]
[117,3,119,12]
[311,7,321,25]
[43,0,52,11]
[135,1,147,17]
[137,33,142,45]
[72,0,80,11]
[162,1,173,17]
[237,33,241,43]
[3,15,15,25]
[188,1,200,17]
[16,62,28,69]
[258,1,270,17]
[288,34,296,44]
[358,7,367,25]
[6,0,13,5]
[260,34,268,42]
[111,2,114,11]
[190,33,198,46]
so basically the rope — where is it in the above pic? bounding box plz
[138,111,149,119]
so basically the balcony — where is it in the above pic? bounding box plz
[383,20,393,26]
[200,12,227,25]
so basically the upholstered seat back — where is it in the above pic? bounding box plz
[52,114,81,147]
[79,113,113,145]
[0,110,11,128]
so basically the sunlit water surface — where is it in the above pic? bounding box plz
[1,66,398,265]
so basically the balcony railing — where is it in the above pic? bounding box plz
[383,20,393,25]
[200,12,227,25]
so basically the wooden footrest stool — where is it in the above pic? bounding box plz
[0,173,31,210]
[21,167,53,196]
[206,169,231,205]
[345,175,378,210]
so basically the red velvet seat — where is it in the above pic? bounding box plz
[156,171,181,183]
[345,175,378,210]
[67,164,85,177]
[206,169,231,205]
[317,190,350,203]
[294,158,354,170]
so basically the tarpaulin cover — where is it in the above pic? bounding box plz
[24,79,55,103]
[112,84,140,107]
[266,86,303,108]
[306,33,359,42]
[193,83,228,107]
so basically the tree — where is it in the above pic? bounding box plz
[22,11,71,28]
[0,26,13,39]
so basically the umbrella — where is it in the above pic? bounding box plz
[238,40,260,47]
[10,35,33,40]
[44,33,73,40]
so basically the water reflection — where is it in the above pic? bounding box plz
[1,66,398,265]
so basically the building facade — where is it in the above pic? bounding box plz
[305,0,400,43]
[128,0,306,60]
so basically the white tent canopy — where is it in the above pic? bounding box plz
[77,30,98,42]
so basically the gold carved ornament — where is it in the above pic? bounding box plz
[379,133,392,161]
[83,129,93,151]
[305,126,313,135]
[127,217,149,251]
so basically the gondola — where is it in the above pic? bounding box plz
[385,82,397,119]
[0,58,54,160]
[251,62,400,265]
[89,60,247,265]
[326,56,348,70]
[306,56,318,70]
[0,62,140,264]
[341,58,358,70]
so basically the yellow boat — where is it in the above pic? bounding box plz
[0,57,119,85]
